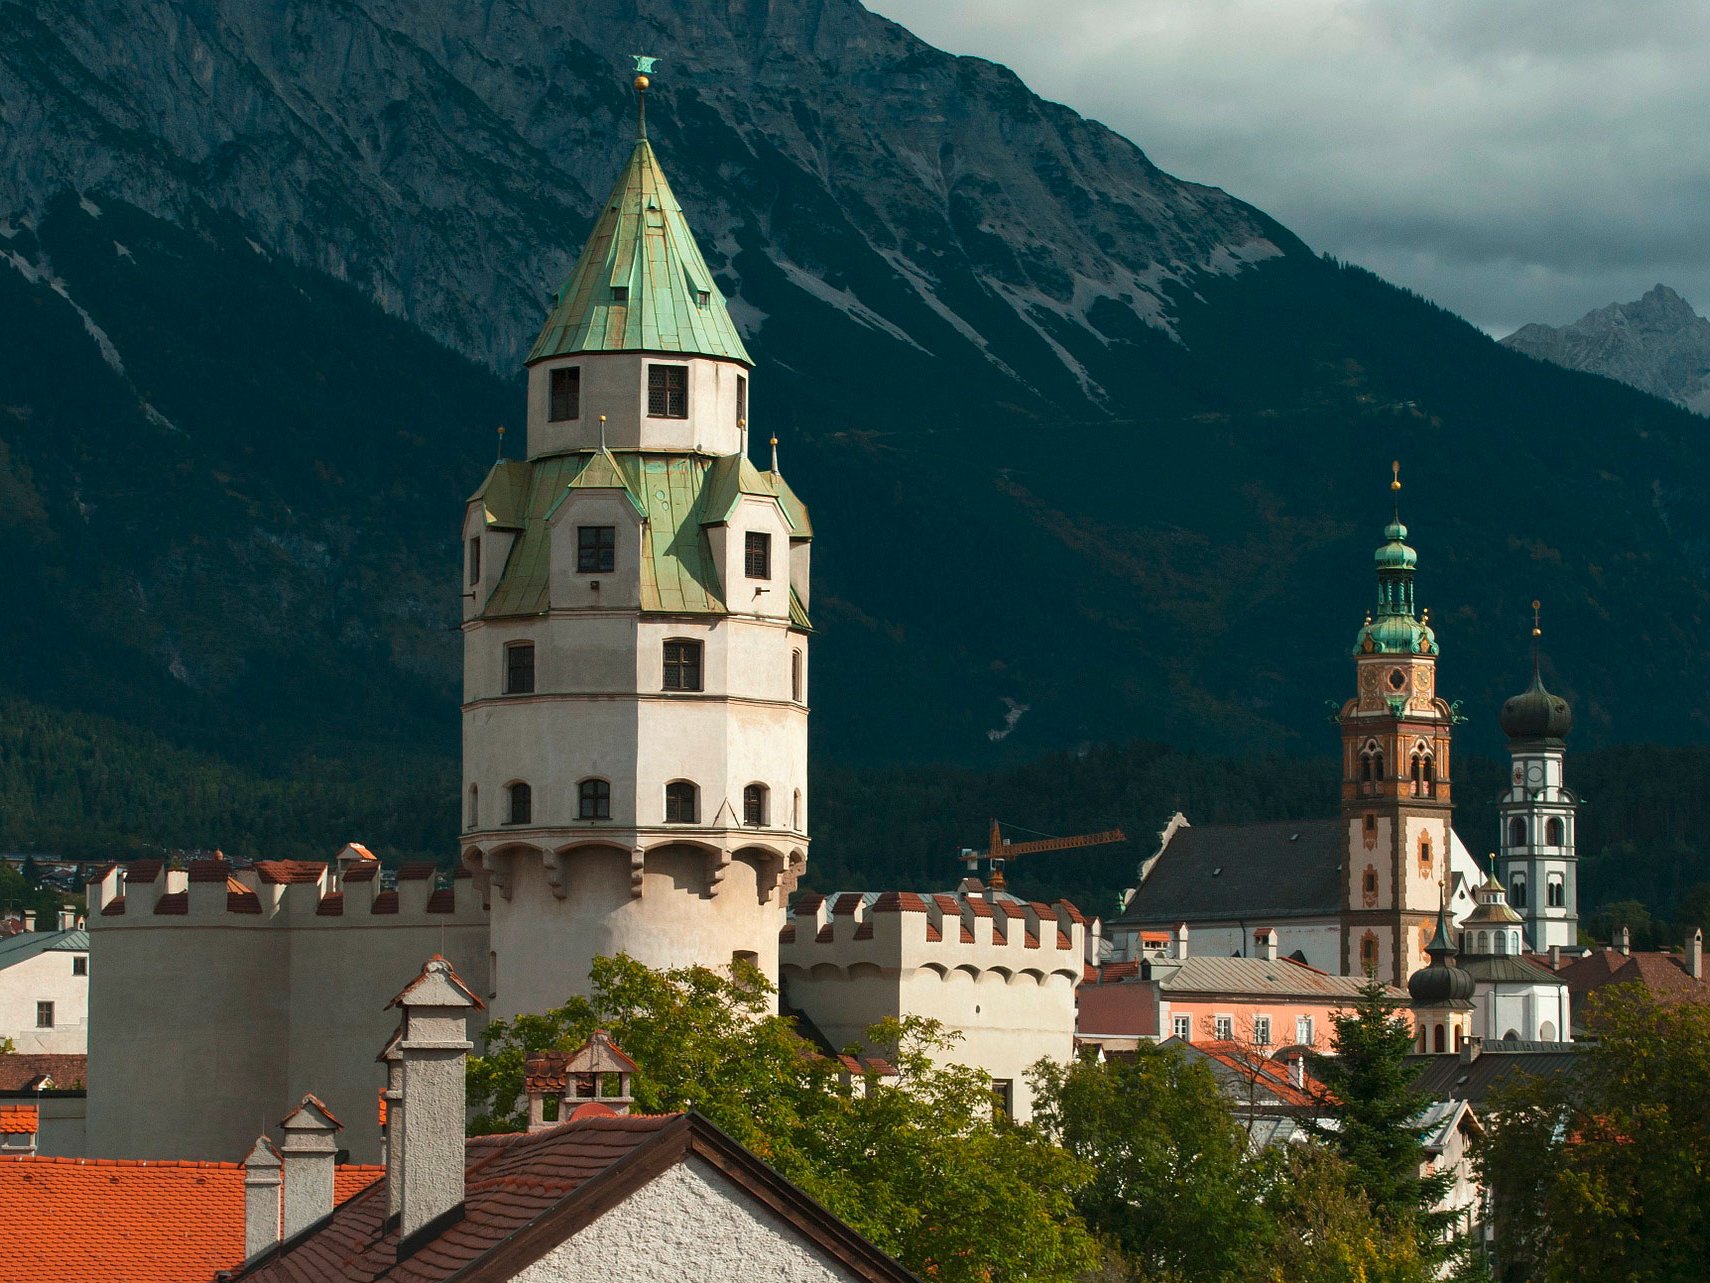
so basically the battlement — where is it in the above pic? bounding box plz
[88,848,487,928]
[780,890,1086,979]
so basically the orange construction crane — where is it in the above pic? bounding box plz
[959,819,1126,890]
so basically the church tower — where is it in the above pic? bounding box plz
[1339,466,1454,985]
[1496,605,1578,950]
[1407,901,1476,1053]
[460,65,810,1019]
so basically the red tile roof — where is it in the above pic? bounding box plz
[233,1114,917,1283]
[153,892,188,915]
[0,1054,87,1091]
[395,862,436,882]
[0,1155,379,1283]
[870,892,928,913]
[343,863,379,883]
[1551,948,1710,1015]
[254,861,327,885]
[125,860,164,885]
[188,860,235,884]
[0,1104,37,1134]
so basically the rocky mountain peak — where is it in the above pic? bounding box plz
[1502,285,1710,415]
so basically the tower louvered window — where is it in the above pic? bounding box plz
[549,367,580,421]
[665,781,698,824]
[663,640,702,692]
[647,364,688,418]
[743,784,768,827]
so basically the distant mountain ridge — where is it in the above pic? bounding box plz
[6,0,1710,806]
[1503,285,1710,416]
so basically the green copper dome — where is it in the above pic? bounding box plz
[1352,507,1438,657]
[528,136,752,367]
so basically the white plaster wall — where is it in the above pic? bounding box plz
[527,354,750,458]
[0,946,89,1052]
[1473,981,1571,1043]
[515,1156,862,1283]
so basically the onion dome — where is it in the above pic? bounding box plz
[1409,904,1476,1004]
[1463,871,1524,927]
[1499,662,1573,742]
[1351,475,1440,658]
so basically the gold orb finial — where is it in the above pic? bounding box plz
[633,73,650,92]
[1390,460,1401,492]
[1531,599,1542,638]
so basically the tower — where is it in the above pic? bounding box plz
[1407,900,1476,1053]
[460,64,810,1019]
[1496,605,1578,950]
[1339,466,1454,985]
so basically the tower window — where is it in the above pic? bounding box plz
[1545,816,1564,846]
[1511,876,1529,910]
[745,531,771,579]
[1548,875,1565,908]
[504,642,536,695]
[647,363,689,418]
[662,639,703,692]
[577,525,616,574]
[1509,817,1528,848]
[549,366,581,421]
[1363,813,1376,836]
[793,789,803,831]
[1433,1024,1446,1053]
[665,781,698,824]
[1359,932,1379,973]
[468,536,481,586]
[1418,834,1432,870]
[467,784,479,829]
[611,286,629,303]
[1362,867,1379,902]
[578,778,611,820]
[506,782,532,826]
[736,374,747,428]
[743,783,768,827]
[791,650,803,703]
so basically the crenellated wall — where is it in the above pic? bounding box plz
[85,852,488,1166]
[779,891,1084,1122]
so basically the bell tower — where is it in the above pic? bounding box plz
[1339,464,1454,985]
[1496,603,1578,951]
[459,61,811,1019]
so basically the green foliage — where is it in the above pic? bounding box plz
[0,855,61,927]
[1480,986,1710,1283]
[1259,1147,1436,1283]
[468,956,1097,1283]
[1029,1044,1269,1282]
[1309,978,1454,1252]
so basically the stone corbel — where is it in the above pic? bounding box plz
[782,852,806,897]
[755,852,784,903]
[540,850,567,900]
[629,847,645,899]
[706,848,731,897]
[483,849,513,902]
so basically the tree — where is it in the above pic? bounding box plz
[1480,985,1710,1282]
[1260,1146,1437,1283]
[468,955,1097,1283]
[1030,1043,1271,1282]
[1309,978,1454,1254]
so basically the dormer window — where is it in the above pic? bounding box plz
[611,286,629,303]
[468,536,481,586]
[696,289,710,306]
[549,367,580,422]
[745,531,771,579]
[648,364,688,418]
[578,525,616,574]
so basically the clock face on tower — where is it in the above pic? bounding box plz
[1525,763,1545,787]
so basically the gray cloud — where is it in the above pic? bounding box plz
[865,0,1710,334]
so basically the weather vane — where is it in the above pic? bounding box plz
[1531,598,1542,638]
[629,55,659,137]
[1391,459,1401,492]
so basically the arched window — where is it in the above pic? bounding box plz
[1547,875,1565,908]
[506,782,532,826]
[1418,1029,1428,1053]
[578,778,611,820]
[1545,816,1564,846]
[1477,930,1490,954]
[1494,930,1508,956]
[467,784,479,829]
[1362,867,1379,906]
[791,650,803,703]
[1410,750,1433,798]
[742,783,768,827]
[1508,816,1527,848]
[1359,932,1379,973]
[664,781,698,824]
[1511,876,1528,910]
[1433,1024,1446,1053]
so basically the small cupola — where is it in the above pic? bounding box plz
[524,1029,639,1130]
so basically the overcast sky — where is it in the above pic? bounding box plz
[865,0,1710,336]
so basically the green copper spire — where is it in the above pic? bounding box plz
[1353,461,1438,657]
[527,63,752,368]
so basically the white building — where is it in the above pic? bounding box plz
[0,915,87,1055]
[458,80,810,1019]
[1455,873,1572,1042]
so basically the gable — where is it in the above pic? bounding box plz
[514,1156,864,1283]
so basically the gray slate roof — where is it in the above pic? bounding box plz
[0,928,87,971]
[1151,955,1402,1002]
[1459,955,1563,986]
[1112,818,1342,928]
[1407,1043,1583,1104]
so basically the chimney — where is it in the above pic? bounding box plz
[389,955,482,1253]
[22,911,35,933]
[1548,945,1562,971]
[241,1136,283,1260]
[278,1096,341,1240]
[1175,922,1190,960]
[1688,928,1704,981]
[57,907,75,932]
[1459,1036,1482,1065]
[1256,928,1278,963]
[377,1025,405,1226]
[1618,925,1631,956]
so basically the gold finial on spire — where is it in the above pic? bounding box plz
[1531,599,1542,638]
[769,434,780,472]
[599,414,608,452]
[630,55,658,137]
[1390,459,1402,492]
[496,424,506,460]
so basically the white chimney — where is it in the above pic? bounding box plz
[242,1136,283,1260]
[1256,928,1278,963]
[1618,925,1631,956]
[278,1095,341,1240]
[1688,928,1704,981]
[57,907,75,932]
[389,955,482,1253]
[22,911,35,933]
[1175,922,1190,960]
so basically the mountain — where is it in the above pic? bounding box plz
[6,0,1710,825]
[1503,285,1710,416]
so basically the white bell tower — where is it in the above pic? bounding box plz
[460,63,810,1018]
[1495,603,1578,951]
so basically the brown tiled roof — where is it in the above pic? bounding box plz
[779,923,797,944]
[870,892,928,913]
[1552,948,1710,1013]
[317,894,345,917]
[0,1054,87,1091]
[371,891,399,914]
[255,860,327,885]
[229,889,262,914]
[101,897,126,917]
[0,1154,379,1283]
[188,860,234,884]
[343,863,379,883]
[793,893,825,915]
[396,862,436,882]
[1184,1041,1324,1107]
[125,859,164,884]
[426,889,456,913]
[231,1114,920,1283]
[831,893,863,916]
[153,892,188,915]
